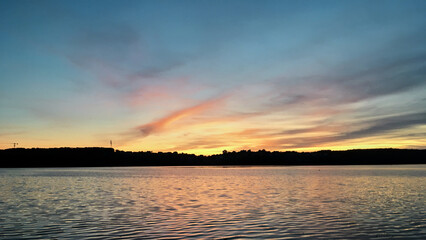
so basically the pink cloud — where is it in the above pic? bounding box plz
[136,95,228,137]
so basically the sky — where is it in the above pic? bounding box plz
[1,0,426,155]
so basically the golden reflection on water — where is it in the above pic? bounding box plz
[0,166,425,239]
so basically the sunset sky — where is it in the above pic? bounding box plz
[1,0,426,155]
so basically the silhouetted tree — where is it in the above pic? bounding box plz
[0,147,425,167]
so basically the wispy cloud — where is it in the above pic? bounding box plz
[135,95,228,137]
[255,111,426,150]
[341,111,426,140]
[65,24,189,90]
[267,54,426,112]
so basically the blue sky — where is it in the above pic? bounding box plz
[1,0,425,153]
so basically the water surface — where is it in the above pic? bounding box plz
[1,165,425,239]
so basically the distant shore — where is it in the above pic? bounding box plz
[1,148,425,168]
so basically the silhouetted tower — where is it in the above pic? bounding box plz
[110,140,112,148]
[13,142,18,148]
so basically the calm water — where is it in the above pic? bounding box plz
[0,165,425,239]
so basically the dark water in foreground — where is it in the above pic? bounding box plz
[0,165,425,239]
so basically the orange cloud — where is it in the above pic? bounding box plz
[136,96,227,137]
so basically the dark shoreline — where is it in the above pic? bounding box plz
[1,148,425,168]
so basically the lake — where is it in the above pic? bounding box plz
[0,165,425,239]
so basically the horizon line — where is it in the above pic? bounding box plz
[2,146,425,157]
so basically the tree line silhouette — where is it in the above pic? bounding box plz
[0,148,425,167]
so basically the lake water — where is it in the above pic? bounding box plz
[0,165,425,239]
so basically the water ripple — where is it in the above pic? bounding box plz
[0,165,425,239]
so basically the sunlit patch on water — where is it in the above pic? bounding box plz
[0,165,425,239]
